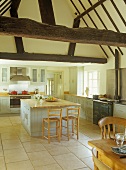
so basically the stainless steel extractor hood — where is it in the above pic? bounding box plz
[10,67,30,81]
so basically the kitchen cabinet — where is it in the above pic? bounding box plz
[0,97,10,114]
[84,98,93,122]
[21,102,31,134]
[93,100,113,125]
[113,103,126,118]
[31,67,46,83]
[0,67,10,83]
[64,94,93,120]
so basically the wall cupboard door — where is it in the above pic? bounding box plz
[31,68,45,83]
[0,97,10,114]
[1,67,10,84]
[40,69,45,82]
[32,68,38,82]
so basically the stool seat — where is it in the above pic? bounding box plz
[43,117,60,122]
[62,107,80,140]
[42,108,62,143]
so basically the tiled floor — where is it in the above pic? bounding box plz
[0,116,101,170]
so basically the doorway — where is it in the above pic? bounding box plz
[47,71,64,99]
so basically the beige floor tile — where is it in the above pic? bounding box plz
[0,126,14,133]
[1,132,19,140]
[0,116,101,170]
[76,168,91,170]
[28,150,56,167]
[0,145,4,156]
[67,145,92,159]
[2,139,23,150]
[6,160,34,170]
[60,139,82,147]
[23,141,46,152]
[0,157,6,170]
[4,148,29,163]
[35,163,62,170]
[53,153,87,170]
[46,145,70,156]
[78,139,92,150]
[81,157,94,170]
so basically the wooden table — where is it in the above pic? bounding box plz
[88,139,126,170]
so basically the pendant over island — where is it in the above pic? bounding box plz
[20,99,80,136]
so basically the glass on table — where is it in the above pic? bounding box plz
[115,133,125,147]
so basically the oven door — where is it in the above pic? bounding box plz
[10,97,20,108]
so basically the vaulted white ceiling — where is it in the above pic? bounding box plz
[0,0,126,66]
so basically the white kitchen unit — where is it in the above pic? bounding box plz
[21,99,80,136]
[31,67,46,83]
[84,98,93,122]
[0,67,10,84]
[113,103,126,118]
[64,94,93,121]
[0,96,10,113]
[10,108,20,114]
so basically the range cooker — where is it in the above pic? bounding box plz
[10,95,31,108]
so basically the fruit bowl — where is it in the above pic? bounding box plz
[45,97,58,102]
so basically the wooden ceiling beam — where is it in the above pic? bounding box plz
[0,52,107,64]
[11,0,21,10]
[68,19,80,56]
[101,3,123,55]
[10,1,24,53]
[110,0,126,27]
[10,9,24,53]
[0,16,126,47]
[71,0,109,58]
[79,0,114,58]
[38,0,55,25]
[74,0,107,23]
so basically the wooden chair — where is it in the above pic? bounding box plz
[98,116,126,139]
[92,147,112,170]
[62,107,80,140]
[42,108,62,143]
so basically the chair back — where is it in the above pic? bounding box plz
[67,107,80,118]
[92,148,112,170]
[98,116,126,139]
[48,109,62,119]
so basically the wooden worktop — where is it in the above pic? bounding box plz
[21,99,80,108]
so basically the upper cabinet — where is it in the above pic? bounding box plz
[31,67,46,83]
[1,67,10,84]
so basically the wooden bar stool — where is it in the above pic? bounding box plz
[62,107,80,140]
[42,108,62,143]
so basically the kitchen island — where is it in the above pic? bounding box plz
[20,99,80,136]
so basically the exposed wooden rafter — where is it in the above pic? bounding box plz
[0,0,12,15]
[74,0,107,23]
[0,52,107,64]
[0,16,126,47]
[101,3,123,55]
[70,0,88,26]
[10,0,24,53]
[68,19,80,56]
[78,0,114,58]
[110,0,126,27]
[70,0,109,58]
[11,0,21,10]
[38,0,55,25]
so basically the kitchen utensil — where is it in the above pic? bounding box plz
[22,90,28,95]
[11,90,17,95]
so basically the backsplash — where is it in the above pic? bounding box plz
[0,83,45,94]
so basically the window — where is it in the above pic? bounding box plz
[84,71,100,97]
